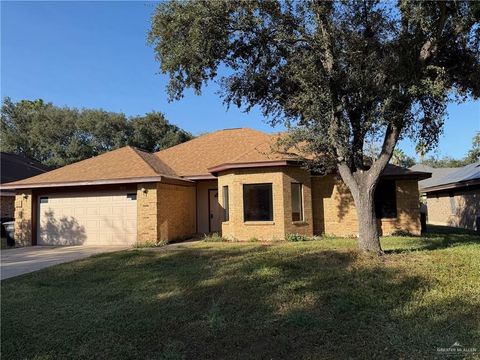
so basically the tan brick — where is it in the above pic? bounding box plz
[312,175,421,236]
[136,182,196,245]
[14,190,33,246]
[427,189,479,230]
[218,166,314,241]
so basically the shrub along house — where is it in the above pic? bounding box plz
[2,128,430,246]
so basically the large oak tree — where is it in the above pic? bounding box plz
[149,0,480,252]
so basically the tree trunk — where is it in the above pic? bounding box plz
[335,123,401,254]
[351,185,382,253]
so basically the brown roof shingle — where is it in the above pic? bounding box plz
[155,128,284,177]
[2,146,181,188]
[2,128,429,189]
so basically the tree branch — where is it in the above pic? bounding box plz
[419,2,448,62]
[367,123,401,182]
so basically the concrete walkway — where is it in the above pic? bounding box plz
[0,245,128,280]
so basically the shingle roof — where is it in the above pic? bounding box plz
[409,163,458,190]
[155,128,283,177]
[2,128,431,189]
[0,152,50,184]
[2,146,183,188]
[382,164,431,179]
[422,161,480,192]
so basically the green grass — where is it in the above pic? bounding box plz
[2,229,480,359]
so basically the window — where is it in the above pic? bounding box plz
[127,193,137,201]
[223,186,229,221]
[374,180,397,219]
[291,183,304,221]
[243,184,273,221]
[39,197,48,204]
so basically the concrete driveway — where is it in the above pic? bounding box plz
[1,246,128,280]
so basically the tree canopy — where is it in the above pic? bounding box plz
[1,97,192,167]
[391,149,416,168]
[150,0,480,252]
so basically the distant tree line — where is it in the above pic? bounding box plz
[1,97,192,168]
[390,132,480,168]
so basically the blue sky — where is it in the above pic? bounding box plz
[2,1,479,159]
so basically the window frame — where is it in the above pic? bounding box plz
[243,183,274,222]
[291,182,304,222]
[223,186,229,222]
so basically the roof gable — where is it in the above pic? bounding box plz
[155,128,281,177]
[422,161,480,191]
[3,146,178,187]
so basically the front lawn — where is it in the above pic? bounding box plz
[2,231,479,359]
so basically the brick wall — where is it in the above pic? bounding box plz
[14,190,33,246]
[1,196,15,218]
[157,183,196,242]
[311,175,421,236]
[136,182,196,244]
[282,167,314,237]
[387,179,421,235]
[218,166,313,241]
[136,183,159,244]
[218,167,288,241]
[427,188,479,230]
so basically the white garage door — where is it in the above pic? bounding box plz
[38,191,137,246]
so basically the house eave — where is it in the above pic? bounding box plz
[183,174,218,181]
[208,160,300,174]
[422,179,480,193]
[0,175,193,190]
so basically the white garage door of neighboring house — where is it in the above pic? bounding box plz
[38,191,137,246]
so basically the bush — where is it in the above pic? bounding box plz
[248,237,259,242]
[391,229,414,237]
[203,233,226,242]
[286,233,309,242]
[132,240,167,248]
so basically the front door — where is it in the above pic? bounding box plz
[208,189,221,233]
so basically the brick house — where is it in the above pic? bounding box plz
[422,161,480,231]
[2,128,430,246]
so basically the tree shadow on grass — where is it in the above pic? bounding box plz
[2,244,479,359]
[385,229,480,254]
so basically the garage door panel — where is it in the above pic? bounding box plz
[86,207,99,216]
[99,207,112,216]
[112,207,124,216]
[38,191,137,246]
[74,207,86,216]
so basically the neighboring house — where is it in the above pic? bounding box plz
[410,163,458,191]
[409,163,459,219]
[2,128,430,246]
[421,162,480,231]
[0,153,50,219]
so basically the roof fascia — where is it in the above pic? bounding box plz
[0,175,192,190]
